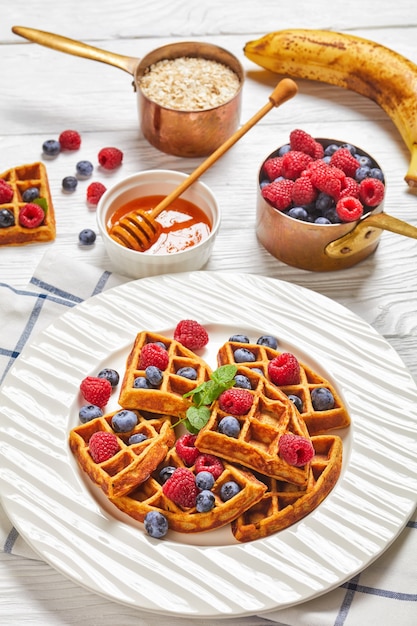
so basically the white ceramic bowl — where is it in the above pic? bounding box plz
[96,170,221,278]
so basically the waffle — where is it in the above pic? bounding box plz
[0,162,56,245]
[195,367,312,486]
[217,341,350,435]
[69,410,175,498]
[118,331,212,418]
[232,434,343,542]
[111,443,267,534]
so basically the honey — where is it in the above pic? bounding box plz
[107,194,212,254]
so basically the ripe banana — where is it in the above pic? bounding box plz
[244,29,417,188]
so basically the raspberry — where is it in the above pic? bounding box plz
[339,176,360,199]
[18,203,45,228]
[281,150,313,179]
[59,129,81,150]
[291,176,317,206]
[218,388,253,415]
[88,431,119,463]
[279,434,314,467]
[263,156,284,181]
[336,196,364,222]
[174,319,209,351]
[359,177,385,207]
[162,467,198,507]
[80,375,112,408]
[194,454,224,479]
[0,180,13,203]
[290,129,323,159]
[330,148,360,177]
[138,342,169,370]
[309,166,342,200]
[175,433,200,466]
[98,147,123,170]
[261,179,294,211]
[268,353,301,385]
[86,181,107,206]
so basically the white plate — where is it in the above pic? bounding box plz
[1,271,417,619]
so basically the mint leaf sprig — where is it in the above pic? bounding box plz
[173,364,237,434]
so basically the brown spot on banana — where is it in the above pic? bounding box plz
[244,29,417,188]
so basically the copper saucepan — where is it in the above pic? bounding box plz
[12,26,244,158]
[256,139,417,271]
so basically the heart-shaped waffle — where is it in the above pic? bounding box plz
[195,367,312,486]
[217,340,350,435]
[69,410,175,498]
[111,444,267,534]
[0,162,56,245]
[231,434,343,542]
[118,331,212,418]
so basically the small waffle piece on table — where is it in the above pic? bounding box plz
[111,444,267,534]
[0,162,56,245]
[69,410,175,498]
[118,331,212,418]
[195,367,312,486]
[232,434,343,542]
[217,340,350,435]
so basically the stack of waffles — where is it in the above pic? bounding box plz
[69,331,349,542]
[0,162,56,245]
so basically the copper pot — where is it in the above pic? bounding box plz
[12,26,244,158]
[256,139,417,271]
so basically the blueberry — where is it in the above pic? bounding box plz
[311,387,335,411]
[355,166,371,182]
[355,154,372,168]
[78,228,96,245]
[111,409,138,432]
[251,367,264,376]
[288,394,303,412]
[196,490,215,513]
[133,376,150,389]
[218,416,241,438]
[159,466,176,483]
[76,160,94,178]
[220,481,241,501]
[176,366,197,380]
[97,368,119,387]
[79,404,103,423]
[341,142,356,155]
[260,179,270,189]
[0,209,15,228]
[145,365,163,387]
[195,470,215,491]
[42,139,61,156]
[288,206,308,221]
[22,187,40,202]
[315,192,334,212]
[229,334,250,343]
[277,143,291,156]
[234,347,256,363]
[144,511,168,538]
[128,432,148,445]
[62,176,78,192]
[369,167,385,182]
[256,335,278,350]
[324,208,342,224]
[315,216,331,224]
[234,374,252,390]
[323,143,339,157]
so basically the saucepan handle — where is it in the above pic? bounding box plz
[325,212,417,258]
[12,26,139,75]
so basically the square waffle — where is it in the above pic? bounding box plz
[111,444,267,534]
[231,434,343,542]
[69,410,175,498]
[217,340,350,435]
[0,162,56,245]
[195,367,312,486]
[118,331,212,418]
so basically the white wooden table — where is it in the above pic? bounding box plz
[1,1,416,624]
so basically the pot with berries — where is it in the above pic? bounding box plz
[256,130,417,271]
